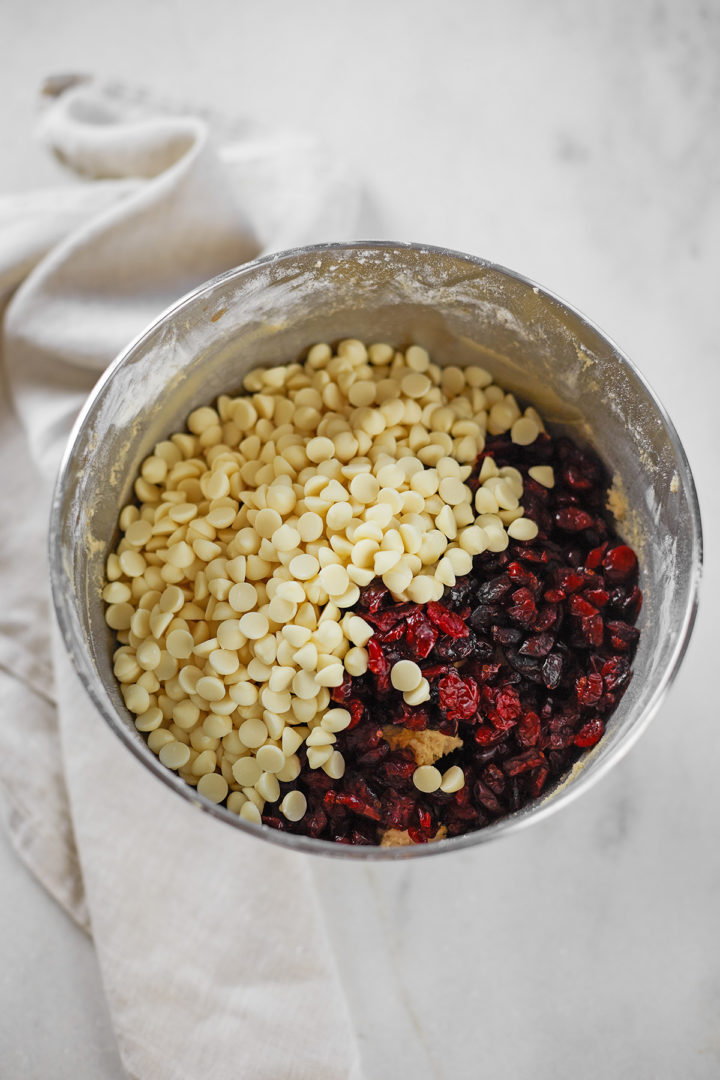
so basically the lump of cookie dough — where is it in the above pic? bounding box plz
[384,726,462,767]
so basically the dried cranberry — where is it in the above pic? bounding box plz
[325,785,382,822]
[606,620,641,653]
[528,764,550,797]
[475,575,513,604]
[381,790,417,830]
[366,637,388,675]
[347,700,365,729]
[474,725,504,746]
[542,653,564,689]
[601,657,630,692]
[408,806,436,843]
[380,750,417,788]
[437,671,480,721]
[585,542,608,571]
[603,545,638,583]
[473,781,505,815]
[519,632,555,657]
[405,611,438,658]
[481,763,506,795]
[516,710,541,747]
[569,594,598,618]
[555,507,596,532]
[576,673,603,707]
[556,569,582,590]
[504,749,546,776]
[506,587,537,628]
[580,614,604,649]
[426,602,469,639]
[574,719,605,747]
[435,633,477,662]
[358,581,389,612]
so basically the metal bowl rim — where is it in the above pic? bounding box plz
[48,239,704,860]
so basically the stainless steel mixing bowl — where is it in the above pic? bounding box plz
[48,242,703,858]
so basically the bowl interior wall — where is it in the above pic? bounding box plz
[54,245,699,850]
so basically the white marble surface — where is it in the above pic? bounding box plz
[1,1,718,1077]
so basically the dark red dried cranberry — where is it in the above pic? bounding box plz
[408,806,436,843]
[426,602,469,639]
[473,781,505,815]
[437,671,480,721]
[576,673,603,707]
[504,749,546,776]
[555,507,596,532]
[495,686,522,723]
[405,610,438,658]
[542,653,564,689]
[366,637,388,675]
[601,657,630,692]
[519,632,555,657]
[580,614,605,649]
[506,587,537,628]
[516,710,541,747]
[358,581,389,612]
[574,719,605,747]
[606,620,641,653]
[481,762,506,795]
[585,542,608,571]
[381,790,417,830]
[347,700,365,729]
[331,672,354,703]
[435,633,477,662]
[528,764,550,797]
[474,725,504,746]
[475,575,513,604]
[325,784,382,822]
[603,545,638,583]
[569,594,598,618]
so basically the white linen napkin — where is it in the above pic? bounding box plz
[0,78,362,1080]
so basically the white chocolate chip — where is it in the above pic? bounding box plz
[413,765,442,793]
[280,790,307,821]
[403,678,431,705]
[322,751,346,780]
[321,708,353,732]
[305,727,336,747]
[511,416,540,446]
[307,745,334,769]
[238,611,269,639]
[256,744,287,774]
[390,660,423,693]
[289,553,319,580]
[440,766,465,793]
[238,718,268,749]
[344,647,369,675]
[197,772,229,803]
[159,741,191,771]
[345,615,373,647]
[508,517,540,541]
[528,465,555,488]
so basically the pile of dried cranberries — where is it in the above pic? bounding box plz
[262,430,642,845]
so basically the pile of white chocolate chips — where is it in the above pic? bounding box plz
[104,340,555,828]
